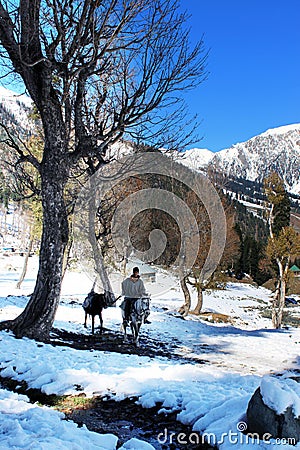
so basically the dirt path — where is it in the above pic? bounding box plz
[50,327,209,364]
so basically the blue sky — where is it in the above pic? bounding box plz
[182,0,300,151]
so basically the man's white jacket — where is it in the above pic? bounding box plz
[122,277,147,298]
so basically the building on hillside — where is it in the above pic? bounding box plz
[290,265,300,278]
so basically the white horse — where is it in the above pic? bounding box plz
[120,297,150,347]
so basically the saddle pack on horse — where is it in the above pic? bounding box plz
[83,290,117,312]
[82,290,109,334]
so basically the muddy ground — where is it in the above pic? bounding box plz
[49,326,210,363]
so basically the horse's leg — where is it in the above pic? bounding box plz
[135,320,143,346]
[136,322,142,347]
[99,311,103,334]
[84,312,87,328]
[131,321,140,347]
[130,321,135,339]
[120,310,128,342]
[123,321,129,342]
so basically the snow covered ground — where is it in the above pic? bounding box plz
[1,255,300,449]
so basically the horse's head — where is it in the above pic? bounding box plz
[131,298,150,323]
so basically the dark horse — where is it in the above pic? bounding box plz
[121,297,150,347]
[83,290,109,334]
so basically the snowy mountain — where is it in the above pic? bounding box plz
[0,84,299,196]
[0,86,33,135]
[182,124,300,195]
[179,147,214,170]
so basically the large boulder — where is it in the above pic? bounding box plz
[247,377,300,443]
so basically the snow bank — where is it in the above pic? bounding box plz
[1,265,300,449]
[261,375,300,417]
[0,388,118,450]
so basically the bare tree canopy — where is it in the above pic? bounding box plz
[0,0,207,339]
[0,0,207,157]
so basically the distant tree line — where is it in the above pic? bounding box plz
[223,175,300,212]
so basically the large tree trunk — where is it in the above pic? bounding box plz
[193,286,204,315]
[88,179,115,304]
[178,276,191,316]
[1,180,68,339]
[61,230,73,282]
[0,117,69,340]
[272,261,287,329]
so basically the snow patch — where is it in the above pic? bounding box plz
[261,375,300,417]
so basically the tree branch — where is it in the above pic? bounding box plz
[0,122,40,171]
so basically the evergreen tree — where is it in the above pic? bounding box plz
[273,189,290,236]
[234,224,263,283]
[264,172,291,237]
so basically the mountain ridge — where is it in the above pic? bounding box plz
[0,85,33,136]
[182,123,300,194]
[0,85,299,195]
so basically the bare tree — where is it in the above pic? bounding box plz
[178,198,239,316]
[264,172,300,328]
[266,227,300,328]
[0,0,207,339]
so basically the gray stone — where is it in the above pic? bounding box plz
[247,387,300,443]
[282,407,300,442]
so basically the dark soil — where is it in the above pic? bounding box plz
[49,326,209,364]
[0,375,214,449]
[64,396,215,449]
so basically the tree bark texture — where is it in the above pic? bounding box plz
[0,117,69,339]
[272,260,289,329]
[178,276,191,316]
[193,287,204,315]
[88,178,116,304]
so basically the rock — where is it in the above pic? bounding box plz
[282,407,300,441]
[247,388,279,437]
[247,387,300,442]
